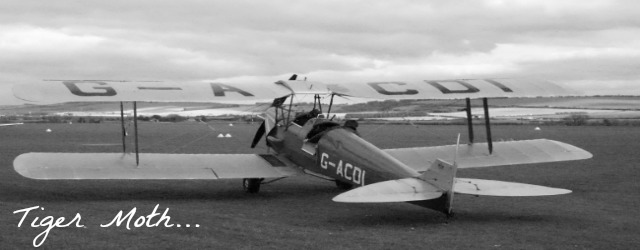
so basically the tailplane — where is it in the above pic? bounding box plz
[331,159,457,201]
[331,178,442,203]
[333,135,461,216]
[332,133,570,216]
[454,178,571,196]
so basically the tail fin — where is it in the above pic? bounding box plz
[420,159,456,191]
[417,134,460,215]
[420,134,460,189]
[418,158,457,216]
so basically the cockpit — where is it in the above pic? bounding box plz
[306,121,340,143]
[293,109,322,127]
[292,109,360,144]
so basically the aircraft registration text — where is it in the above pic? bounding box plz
[320,153,366,186]
[61,81,255,97]
[367,79,514,95]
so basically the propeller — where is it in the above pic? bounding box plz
[250,120,266,148]
[251,96,288,148]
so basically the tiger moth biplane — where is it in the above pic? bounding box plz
[12,76,593,217]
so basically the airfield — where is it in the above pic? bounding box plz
[1,122,639,249]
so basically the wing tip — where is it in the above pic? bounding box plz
[547,139,593,160]
[13,153,38,179]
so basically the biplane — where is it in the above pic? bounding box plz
[12,76,593,217]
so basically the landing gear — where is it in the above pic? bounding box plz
[335,180,353,190]
[445,210,455,223]
[446,210,455,219]
[243,178,263,193]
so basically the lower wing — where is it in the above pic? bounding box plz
[14,153,302,179]
[0,123,23,127]
[384,139,592,172]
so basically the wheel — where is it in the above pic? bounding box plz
[335,180,353,190]
[243,178,262,193]
[446,210,455,219]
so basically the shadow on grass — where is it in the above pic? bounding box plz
[326,205,567,227]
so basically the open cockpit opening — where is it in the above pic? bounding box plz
[305,119,360,144]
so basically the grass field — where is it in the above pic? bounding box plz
[1,122,639,249]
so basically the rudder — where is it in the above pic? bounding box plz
[418,158,458,216]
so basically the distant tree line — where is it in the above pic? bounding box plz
[340,100,416,112]
[345,111,428,119]
[358,114,640,127]
[561,114,640,126]
[563,114,589,126]
[21,113,640,127]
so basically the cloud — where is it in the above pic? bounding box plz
[0,0,639,105]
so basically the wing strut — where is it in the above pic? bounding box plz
[133,101,139,165]
[482,98,493,154]
[285,95,294,130]
[313,94,323,113]
[120,102,126,153]
[465,98,474,144]
[327,94,335,118]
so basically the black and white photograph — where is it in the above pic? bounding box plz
[1,1,639,249]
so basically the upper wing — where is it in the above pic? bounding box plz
[384,139,592,172]
[14,152,302,179]
[13,78,580,104]
[12,80,293,104]
[327,78,581,100]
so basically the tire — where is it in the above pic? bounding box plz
[243,178,262,193]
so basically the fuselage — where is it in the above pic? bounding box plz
[271,118,420,187]
[267,117,452,214]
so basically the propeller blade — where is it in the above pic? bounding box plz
[251,121,266,148]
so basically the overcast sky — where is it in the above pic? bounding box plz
[1,0,639,105]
